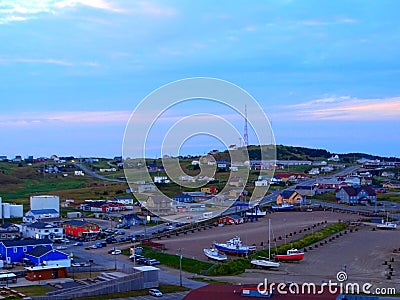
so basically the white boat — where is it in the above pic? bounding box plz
[246,207,267,217]
[377,222,397,230]
[203,248,228,261]
[251,219,280,269]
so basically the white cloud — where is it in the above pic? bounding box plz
[273,96,400,121]
[0,56,99,67]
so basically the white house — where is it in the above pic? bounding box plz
[23,209,60,223]
[138,184,156,193]
[154,176,170,184]
[255,180,269,187]
[23,222,63,240]
[308,168,320,175]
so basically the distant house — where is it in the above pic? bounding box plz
[112,196,134,205]
[175,204,206,213]
[63,220,100,238]
[361,177,373,186]
[336,186,377,204]
[382,181,400,189]
[229,177,243,187]
[173,194,195,203]
[121,214,144,226]
[255,180,269,187]
[308,168,320,176]
[23,222,63,240]
[23,209,60,222]
[295,185,317,197]
[229,189,248,199]
[154,176,170,184]
[24,245,69,267]
[0,223,21,240]
[201,186,218,194]
[344,176,361,186]
[0,238,52,264]
[276,191,303,205]
[146,195,172,215]
[138,184,156,193]
[218,215,244,225]
[381,171,395,178]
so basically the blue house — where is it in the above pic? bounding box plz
[0,238,52,264]
[122,214,144,226]
[25,246,69,266]
[173,193,195,203]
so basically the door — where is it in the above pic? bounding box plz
[53,269,58,279]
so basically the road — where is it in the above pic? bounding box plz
[73,163,125,183]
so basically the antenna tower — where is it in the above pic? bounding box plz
[243,105,249,147]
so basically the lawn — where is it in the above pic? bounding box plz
[14,285,53,296]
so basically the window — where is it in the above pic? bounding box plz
[44,230,49,233]
[23,246,27,252]
[54,229,58,232]
[13,247,17,253]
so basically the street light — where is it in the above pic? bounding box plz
[177,248,183,287]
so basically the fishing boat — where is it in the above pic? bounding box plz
[271,202,294,211]
[275,248,305,261]
[203,248,228,261]
[213,236,256,255]
[246,207,267,217]
[251,219,280,268]
[376,222,397,230]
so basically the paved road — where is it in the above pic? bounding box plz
[117,291,189,300]
[73,163,125,183]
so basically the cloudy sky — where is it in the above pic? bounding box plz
[1,0,399,158]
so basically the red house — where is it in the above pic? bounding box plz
[64,220,100,238]
[218,215,244,225]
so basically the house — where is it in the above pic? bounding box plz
[0,223,21,240]
[361,177,373,185]
[154,176,170,184]
[336,186,377,204]
[173,193,195,203]
[175,204,206,213]
[201,186,218,194]
[218,215,244,225]
[328,154,340,162]
[63,220,100,238]
[229,177,243,187]
[23,222,63,240]
[0,238,52,264]
[24,245,70,266]
[145,195,173,215]
[121,214,144,226]
[30,195,60,213]
[276,191,303,205]
[295,185,317,197]
[23,209,60,222]
[25,264,69,281]
[112,196,134,205]
[229,189,248,199]
[381,171,395,178]
[138,184,156,193]
[344,176,361,186]
[255,180,269,187]
[382,181,400,189]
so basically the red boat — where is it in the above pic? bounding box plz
[275,248,304,261]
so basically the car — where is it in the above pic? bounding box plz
[116,223,124,229]
[90,245,98,249]
[167,225,175,230]
[111,249,121,255]
[74,242,83,246]
[145,259,160,266]
[56,245,67,250]
[106,237,117,244]
[149,288,163,297]
[116,230,125,235]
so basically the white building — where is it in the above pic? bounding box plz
[255,180,269,187]
[154,176,170,184]
[23,222,63,240]
[0,198,23,219]
[308,168,320,175]
[30,195,60,213]
[23,209,60,223]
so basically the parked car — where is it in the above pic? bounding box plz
[145,259,160,266]
[73,242,83,246]
[111,249,121,255]
[106,237,117,244]
[115,230,125,235]
[149,288,163,297]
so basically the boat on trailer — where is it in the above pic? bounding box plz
[203,248,228,261]
[275,248,305,261]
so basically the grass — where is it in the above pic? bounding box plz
[190,277,230,284]
[74,284,190,300]
[13,285,53,296]
[377,193,400,203]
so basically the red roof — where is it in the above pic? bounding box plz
[183,284,339,300]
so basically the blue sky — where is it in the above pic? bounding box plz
[0,0,399,158]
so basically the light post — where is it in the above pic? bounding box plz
[177,248,183,287]
[114,247,117,270]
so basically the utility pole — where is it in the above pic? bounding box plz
[177,248,183,287]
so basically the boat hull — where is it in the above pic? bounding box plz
[271,205,294,211]
[203,249,227,261]
[275,253,305,261]
[251,259,280,268]
[214,244,256,255]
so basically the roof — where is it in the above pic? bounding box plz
[29,209,59,215]
[0,223,18,229]
[26,245,51,257]
[65,220,97,227]
[340,186,376,197]
[280,190,297,199]
[1,238,52,247]
[27,222,59,229]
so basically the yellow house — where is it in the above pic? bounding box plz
[276,190,303,205]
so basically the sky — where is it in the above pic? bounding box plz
[0,0,399,159]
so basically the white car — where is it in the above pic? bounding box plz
[111,249,121,255]
[149,289,163,297]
